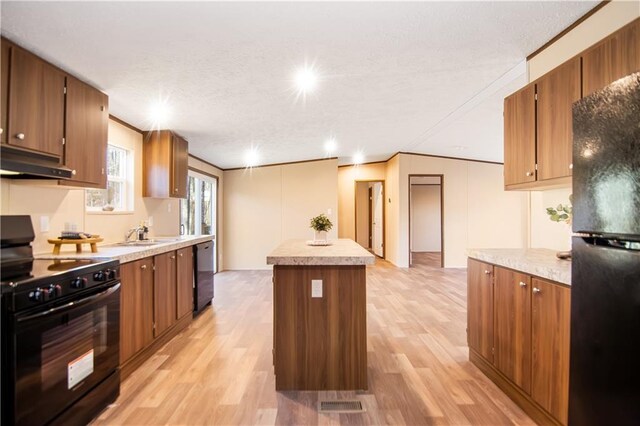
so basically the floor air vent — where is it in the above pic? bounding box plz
[318,400,365,413]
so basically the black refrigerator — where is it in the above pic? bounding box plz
[569,72,640,425]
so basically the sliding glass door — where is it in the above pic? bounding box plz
[180,171,218,272]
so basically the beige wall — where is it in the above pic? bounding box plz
[393,154,528,268]
[355,182,369,248]
[529,1,640,81]
[410,184,441,252]
[1,119,179,254]
[223,159,338,270]
[384,155,401,266]
[529,187,572,252]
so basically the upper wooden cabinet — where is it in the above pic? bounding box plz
[582,19,640,97]
[1,41,9,145]
[504,84,536,186]
[467,258,494,362]
[5,43,65,158]
[504,18,639,190]
[531,278,571,425]
[143,130,189,198]
[536,57,581,181]
[62,76,109,188]
[493,267,532,394]
[1,38,109,187]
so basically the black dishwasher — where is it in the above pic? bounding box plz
[194,241,214,315]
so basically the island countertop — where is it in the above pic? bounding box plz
[267,239,375,266]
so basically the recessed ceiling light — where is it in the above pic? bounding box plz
[325,138,337,153]
[353,152,364,165]
[245,147,259,168]
[149,99,171,128]
[295,65,318,95]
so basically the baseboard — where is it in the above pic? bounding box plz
[121,313,192,380]
[469,349,563,426]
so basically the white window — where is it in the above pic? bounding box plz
[86,145,133,212]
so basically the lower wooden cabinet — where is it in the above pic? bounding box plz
[119,257,154,364]
[119,246,197,378]
[494,267,532,393]
[153,251,177,336]
[176,246,194,319]
[467,258,494,361]
[468,259,571,425]
[531,278,571,425]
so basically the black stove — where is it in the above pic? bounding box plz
[1,215,121,426]
[2,258,120,312]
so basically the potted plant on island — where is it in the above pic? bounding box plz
[310,213,333,243]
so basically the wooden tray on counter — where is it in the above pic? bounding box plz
[48,236,103,255]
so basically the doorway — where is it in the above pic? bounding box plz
[180,168,219,273]
[355,180,385,258]
[409,175,443,268]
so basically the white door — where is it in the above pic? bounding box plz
[372,182,383,257]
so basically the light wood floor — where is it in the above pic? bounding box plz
[94,260,534,425]
[411,252,442,268]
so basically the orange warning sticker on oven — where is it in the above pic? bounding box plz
[68,349,94,389]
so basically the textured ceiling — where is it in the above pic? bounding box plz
[1,1,597,169]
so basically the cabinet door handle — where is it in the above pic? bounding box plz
[72,170,77,175]
[525,171,534,177]
[533,287,541,294]
[141,264,147,269]
[484,270,491,275]
[171,255,176,259]
[179,253,183,257]
[16,133,25,140]
[569,163,573,170]
[519,281,527,287]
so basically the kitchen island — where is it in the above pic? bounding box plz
[267,239,375,391]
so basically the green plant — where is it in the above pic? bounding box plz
[310,214,333,232]
[546,195,573,225]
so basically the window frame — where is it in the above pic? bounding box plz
[85,144,134,214]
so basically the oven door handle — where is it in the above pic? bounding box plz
[17,282,120,322]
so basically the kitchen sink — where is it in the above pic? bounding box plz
[116,237,182,247]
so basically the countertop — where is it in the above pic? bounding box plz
[35,235,214,264]
[267,239,375,266]
[466,248,571,286]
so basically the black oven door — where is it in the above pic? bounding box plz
[10,282,120,426]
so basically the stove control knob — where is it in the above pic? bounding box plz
[42,287,52,301]
[71,277,88,289]
[29,289,43,302]
[93,271,106,282]
[49,284,63,297]
[105,269,116,280]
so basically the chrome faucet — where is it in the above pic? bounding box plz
[124,227,141,242]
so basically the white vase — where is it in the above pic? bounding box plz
[314,230,327,242]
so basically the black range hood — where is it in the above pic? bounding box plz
[0,145,72,179]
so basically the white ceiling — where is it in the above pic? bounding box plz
[1,1,597,169]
